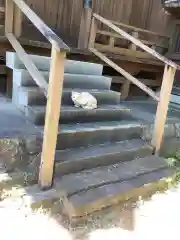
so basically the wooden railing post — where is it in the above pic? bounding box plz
[39,46,66,189]
[14,5,23,38]
[121,80,131,100]
[152,64,176,155]
[88,16,97,48]
[78,0,93,49]
[109,36,115,47]
[130,31,138,50]
[5,0,14,34]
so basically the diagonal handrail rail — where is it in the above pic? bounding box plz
[5,0,70,96]
[89,13,178,155]
[12,0,69,52]
[93,13,179,69]
[5,0,70,189]
[90,47,159,101]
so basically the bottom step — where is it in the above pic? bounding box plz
[0,156,172,220]
[60,156,171,218]
[64,168,171,218]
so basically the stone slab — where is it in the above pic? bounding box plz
[55,139,152,175]
[55,121,143,150]
[13,70,111,89]
[58,155,168,196]
[16,87,120,106]
[6,52,103,75]
[65,168,173,218]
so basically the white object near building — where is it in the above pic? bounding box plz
[71,92,97,109]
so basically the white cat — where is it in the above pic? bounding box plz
[71,91,97,110]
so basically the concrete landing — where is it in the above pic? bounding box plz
[123,100,180,124]
[0,96,41,172]
[0,96,40,138]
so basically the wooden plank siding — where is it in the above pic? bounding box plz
[2,0,172,48]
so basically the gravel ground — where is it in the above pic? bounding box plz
[0,186,180,240]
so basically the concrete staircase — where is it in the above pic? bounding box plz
[171,86,180,108]
[5,52,171,218]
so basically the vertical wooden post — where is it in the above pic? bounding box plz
[39,46,66,189]
[130,31,138,50]
[78,2,93,49]
[14,5,23,38]
[109,36,115,47]
[88,16,97,48]
[5,0,14,34]
[121,80,131,100]
[152,64,176,155]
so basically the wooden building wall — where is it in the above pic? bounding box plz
[2,0,173,47]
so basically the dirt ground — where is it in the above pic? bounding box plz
[0,186,180,240]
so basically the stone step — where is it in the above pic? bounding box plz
[59,156,168,196]
[55,121,143,150]
[13,69,111,89]
[169,102,180,111]
[16,87,120,106]
[58,155,170,218]
[65,168,172,218]
[171,94,180,105]
[54,139,153,176]
[6,52,103,75]
[0,157,171,218]
[172,86,180,96]
[25,104,133,125]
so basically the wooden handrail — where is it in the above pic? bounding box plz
[7,33,48,95]
[97,30,169,49]
[90,47,159,101]
[93,13,179,69]
[110,20,170,39]
[89,13,178,155]
[12,0,69,52]
[5,0,69,189]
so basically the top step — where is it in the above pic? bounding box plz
[6,52,103,76]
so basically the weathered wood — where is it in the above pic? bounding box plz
[111,76,161,87]
[5,0,14,33]
[90,47,159,101]
[109,36,115,47]
[14,4,23,38]
[129,32,138,50]
[94,43,155,60]
[12,0,69,51]
[97,30,125,39]
[152,65,176,155]
[78,8,92,49]
[0,7,5,12]
[88,17,97,48]
[111,19,170,39]
[39,48,66,189]
[0,65,7,74]
[97,30,169,48]
[142,40,167,49]
[121,80,131,100]
[93,13,179,69]
[4,0,170,49]
[6,33,48,95]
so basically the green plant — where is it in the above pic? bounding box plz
[166,150,180,187]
